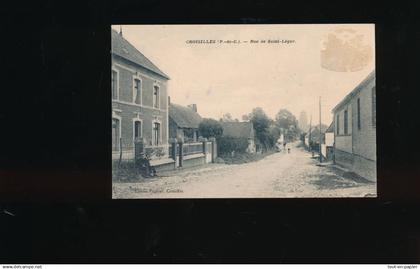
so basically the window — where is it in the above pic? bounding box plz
[336,114,340,135]
[344,110,348,135]
[134,120,142,140]
[112,118,120,151]
[372,86,376,127]
[112,70,118,100]
[153,85,160,108]
[357,98,361,130]
[153,122,161,145]
[133,78,141,104]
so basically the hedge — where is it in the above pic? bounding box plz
[218,136,249,155]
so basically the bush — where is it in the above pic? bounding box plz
[218,136,249,155]
[112,160,145,182]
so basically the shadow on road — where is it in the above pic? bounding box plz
[309,165,374,190]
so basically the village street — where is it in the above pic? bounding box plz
[113,142,376,198]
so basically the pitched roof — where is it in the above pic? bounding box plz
[332,70,375,113]
[111,29,170,79]
[326,121,334,133]
[220,122,254,139]
[169,103,202,129]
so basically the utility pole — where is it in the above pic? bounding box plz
[319,96,322,163]
[308,115,312,152]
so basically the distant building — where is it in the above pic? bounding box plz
[169,102,202,142]
[111,29,170,159]
[298,111,309,133]
[325,122,334,147]
[220,122,256,153]
[323,122,334,161]
[332,71,376,181]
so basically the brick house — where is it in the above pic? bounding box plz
[111,29,170,159]
[332,70,376,181]
[220,122,256,153]
[169,102,202,142]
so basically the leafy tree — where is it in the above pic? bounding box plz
[220,113,235,122]
[247,107,274,151]
[199,118,223,139]
[309,124,329,144]
[275,109,299,141]
[268,124,281,143]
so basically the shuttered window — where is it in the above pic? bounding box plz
[336,114,340,135]
[344,110,348,135]
[153,122,161,145]
[153,86,160,108]
[112,70,118,100]
[134,121,142,140]
[133,79,141,104]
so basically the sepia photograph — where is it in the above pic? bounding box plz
[111,24,376,199]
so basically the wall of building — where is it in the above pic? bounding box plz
[334,103,353,153]
[333,75,376,181]
[351,78,376,163]
[334,149,354,170]
[335,135,352,154]
[325,133,334,147]
[353,154,376,181]
[112,56,169,152]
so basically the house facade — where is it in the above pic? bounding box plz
[220,122,256,153]
[323,122,334,161]
[332,71,376,181]
[169,103,202,142]
[111,29,170,159]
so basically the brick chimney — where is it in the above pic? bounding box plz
[188,104,197,113]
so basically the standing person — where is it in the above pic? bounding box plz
[283,142,287,150]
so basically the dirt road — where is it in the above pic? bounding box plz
[113,142,376,198]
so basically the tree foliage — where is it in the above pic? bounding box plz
[198,118,223,139]
[218,136,249,155]
[308,124,329,144]
[220,113,236,122]
[275,109,299,141]
[247,107,275,151]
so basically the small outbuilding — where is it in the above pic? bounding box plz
[169,103,202,142]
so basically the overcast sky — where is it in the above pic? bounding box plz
[112,24,375,125]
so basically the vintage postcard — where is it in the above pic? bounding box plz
[111,24,376,199]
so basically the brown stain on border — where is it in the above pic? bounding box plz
[321,27,373,72]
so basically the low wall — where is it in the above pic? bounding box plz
[113,140,217,175]
[151,158,176,172]
[182,153,206,168]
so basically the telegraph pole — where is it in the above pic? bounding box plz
[319,96,322,163]
[308,115,312,152]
